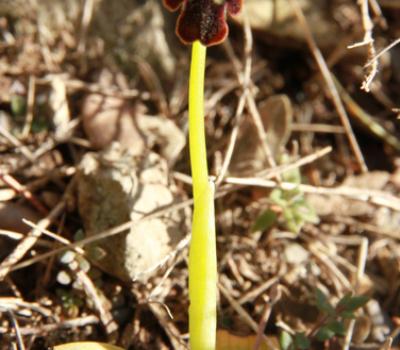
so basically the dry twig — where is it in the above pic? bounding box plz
[5,310,25,350]
[0,174,48,215]
[347,0,378,92]
[342,238,369,350]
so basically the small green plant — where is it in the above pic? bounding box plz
[253,156,319,234]
[56,288,84,318]
[10,94,26,117]
[279,289,369,350]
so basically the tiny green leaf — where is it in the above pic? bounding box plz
[315,321,346,341]
[337,294,369,313]
[73,229,85,241]
[87,246,107,261]
[252,209,277,232]
[270,188,287,206]
[279,331,293,350]
[31,116,49,133]
[280,154,301,185]
[326,320,346,336]
[282,168,301,185]
[11,95,26,116]
[315,326,335,341]
[294,333,310,350]
[315,288,335,316]
[283,207,302,234]
[340,310,355,319]
[295,201,319,224]
[77,257,91,273]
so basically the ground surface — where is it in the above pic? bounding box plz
[0,0,400,349]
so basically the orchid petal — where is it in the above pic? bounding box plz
[164,0,242,46]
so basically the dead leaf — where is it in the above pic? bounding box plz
[216,329,276,350]
[231,94,292,175]
[0,202,40,234]
[81,92,145,154]
[54,342,123,350]
[81,69,185,163]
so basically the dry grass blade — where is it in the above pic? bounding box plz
[74,269,117,334]
[78,0,95,54]
[0,126,35,163]
[343,238,369,350]
[0,174,48,215]
[0,316,100,336]
[223,177,400,212]
[253,288,280,350]
[0,298,53,318]
[23,219,85,255]
[21,75,36,138]
[6,310,25,350]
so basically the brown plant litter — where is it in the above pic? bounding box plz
[0,0,400,349]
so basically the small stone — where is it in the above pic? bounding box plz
[284,243,309,265]
[77,143,190,282]
[56,270,72,285]
[234,0,350,49]
[59,250,76,265]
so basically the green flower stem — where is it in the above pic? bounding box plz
[189,40,208,196]
[188,40,217,350]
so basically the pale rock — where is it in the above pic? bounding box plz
[77,143,190,282]
[284,243,309,265]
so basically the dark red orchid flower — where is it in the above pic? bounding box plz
[163,0,242,46]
